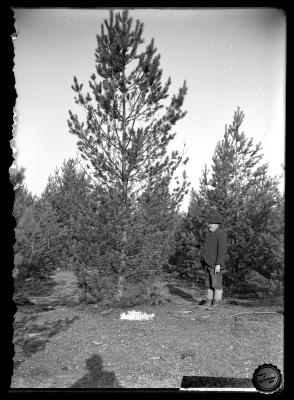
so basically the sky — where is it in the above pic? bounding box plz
[12,8,286,211]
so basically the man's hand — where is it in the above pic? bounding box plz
[215,265,221,273]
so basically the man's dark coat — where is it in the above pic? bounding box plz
[202,227,227,268]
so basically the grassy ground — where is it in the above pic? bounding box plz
[11,270,284,389]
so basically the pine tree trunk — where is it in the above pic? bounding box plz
[115,72,127,302]
[234,133,239,272]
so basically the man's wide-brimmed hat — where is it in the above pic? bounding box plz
[208,213,222,224]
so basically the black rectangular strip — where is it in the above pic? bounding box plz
[181,376,254,389]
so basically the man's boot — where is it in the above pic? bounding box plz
[206,299,221,310]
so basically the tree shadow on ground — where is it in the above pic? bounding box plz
[226,297,284,311]
[70,354,123,388]
[226,283,283,307]
[165,281,284,311]
[13,314,79,369]
[165,284,196,302]
[14,274,57,300]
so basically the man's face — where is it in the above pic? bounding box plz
[208,223,219,232]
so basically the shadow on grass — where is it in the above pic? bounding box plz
[13,315,79,369]
[70,354,123,388]
[14,274,57,299]
[226,283,283,308]
[166,284,196,302]
[226,297,284,310]
[165,280,283,311]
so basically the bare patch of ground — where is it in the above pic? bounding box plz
[11,270,284,389]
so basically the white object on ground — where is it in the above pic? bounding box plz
[120,310,155,320]
[92,341,103,345]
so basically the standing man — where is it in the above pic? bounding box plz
[199,213,227,310]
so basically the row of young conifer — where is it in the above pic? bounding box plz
[12,109,284,305]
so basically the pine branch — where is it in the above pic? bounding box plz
[87,105,121,151]
[76,156,98,184]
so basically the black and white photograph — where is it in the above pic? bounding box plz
[10,7,285,391]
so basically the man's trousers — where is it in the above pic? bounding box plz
[204,265,223,290]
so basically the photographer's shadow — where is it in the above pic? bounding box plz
[70,354,122,388]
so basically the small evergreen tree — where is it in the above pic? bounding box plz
[42,158,97,272]
[11,167,37,280]
[11,167,63,294]
[168,211,199,281]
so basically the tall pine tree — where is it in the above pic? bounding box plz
[67,10,189,302]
